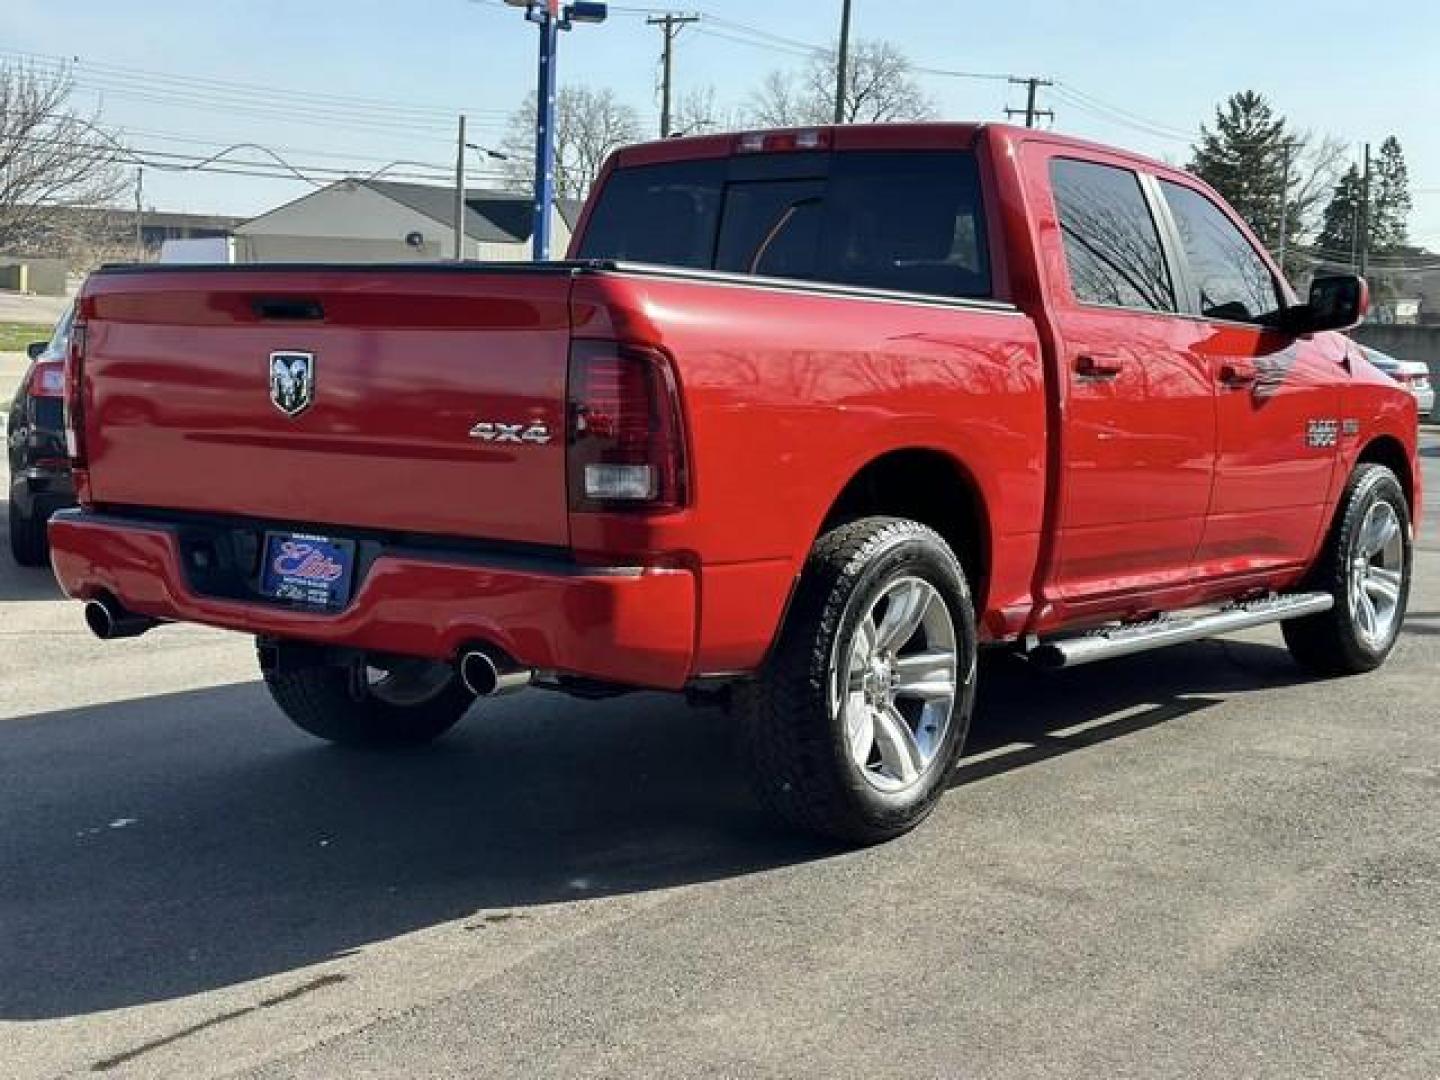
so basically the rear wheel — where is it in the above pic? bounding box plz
[1283,463,1412,676]
[7,497,49,567]
[736,517,977,845]
[262,651,475,748]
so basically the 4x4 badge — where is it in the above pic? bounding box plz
[469,420,552,445]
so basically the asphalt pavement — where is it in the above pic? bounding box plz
[2,441,1438,1079]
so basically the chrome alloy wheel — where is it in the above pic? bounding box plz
[1349,500,1406,650]
[831,576,959,794]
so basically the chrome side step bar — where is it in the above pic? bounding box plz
[1027,592,1334,670]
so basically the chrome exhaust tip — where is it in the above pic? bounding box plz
[458,648,532,697]
[83,596,158,641]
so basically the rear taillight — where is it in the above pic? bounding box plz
[567,341,688,512]
[64,320,87,464]
[27,359,65,398]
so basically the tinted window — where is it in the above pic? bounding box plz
[816,152,989,297]
[1050,158,1175,313]
[1160,180,1282,324]
[577,160,722,269]
[577,151,990,299]
[715,179,825,278]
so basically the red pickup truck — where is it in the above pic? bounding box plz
[50,123,1419,844]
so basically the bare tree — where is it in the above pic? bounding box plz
[0,62,128,254]
[1287,133,1347,237]
[747,70,818,128]
[746,40,935,127]
[501,86,643,201]
[669,86,744,139]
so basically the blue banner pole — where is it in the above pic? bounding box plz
[532,6,560,261]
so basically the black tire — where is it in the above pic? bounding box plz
[1283,463,1412,676]
[262,652,475,748]
[7,498,49,567]
[736,517,978,846]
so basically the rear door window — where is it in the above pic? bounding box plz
[577,151,991,299]
[1050,158,1176,313]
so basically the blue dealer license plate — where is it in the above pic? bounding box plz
[260,532,356,609]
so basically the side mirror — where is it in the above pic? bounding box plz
[1286,274,1369,335]
[26,341,48,360]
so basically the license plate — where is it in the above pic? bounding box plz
[259,532,356,609]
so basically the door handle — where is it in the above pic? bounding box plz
[1075,354,1123,380]
[1219,362,1258,389]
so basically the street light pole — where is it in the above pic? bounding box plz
[532,4,561,261]
[507,0,608,261]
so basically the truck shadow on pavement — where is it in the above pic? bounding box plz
[0,638,1308,1020]
[0,498,65,601]
[0,555,64,602]
[1399,609,1440,636]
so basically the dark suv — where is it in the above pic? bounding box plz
[7,304,75,566]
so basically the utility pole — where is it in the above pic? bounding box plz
[1350,204,1361,271]
[1358,141,1372,280]
[454,114,467,261]
[1276,141,1293,274]
[647,13,699,138]
[1005,76,1054,128]
[834,0,853,124]
[505,0,609,261]
[133,168,144,262]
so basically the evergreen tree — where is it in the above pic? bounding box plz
[1316,164,1364,264]
[1189,91,1291,249]
[1370,136,1411,252]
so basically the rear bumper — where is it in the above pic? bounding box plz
[47,510,697,690]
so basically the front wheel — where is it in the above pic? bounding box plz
[1283,463,1412,676]
[736,517,977,846]
[262,651,476,748]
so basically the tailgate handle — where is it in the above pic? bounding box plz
[252,297,325,321]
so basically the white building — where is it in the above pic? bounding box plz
[233,179,583,263]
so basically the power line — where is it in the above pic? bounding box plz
[9,131,510,188]
[114,127,482,169]
[2,49,515,122]
[1051,82,1194,140]
[688,25,816,59]
[1292,250,1440,272]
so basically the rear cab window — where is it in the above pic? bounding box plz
[577,150,992,300]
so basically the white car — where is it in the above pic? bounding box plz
[1363,346,1435,420]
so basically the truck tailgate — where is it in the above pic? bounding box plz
[78,268,573,547]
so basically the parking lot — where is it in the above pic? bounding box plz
[3,392,1438,1076]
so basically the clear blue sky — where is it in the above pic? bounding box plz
[5,0,1440,249]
